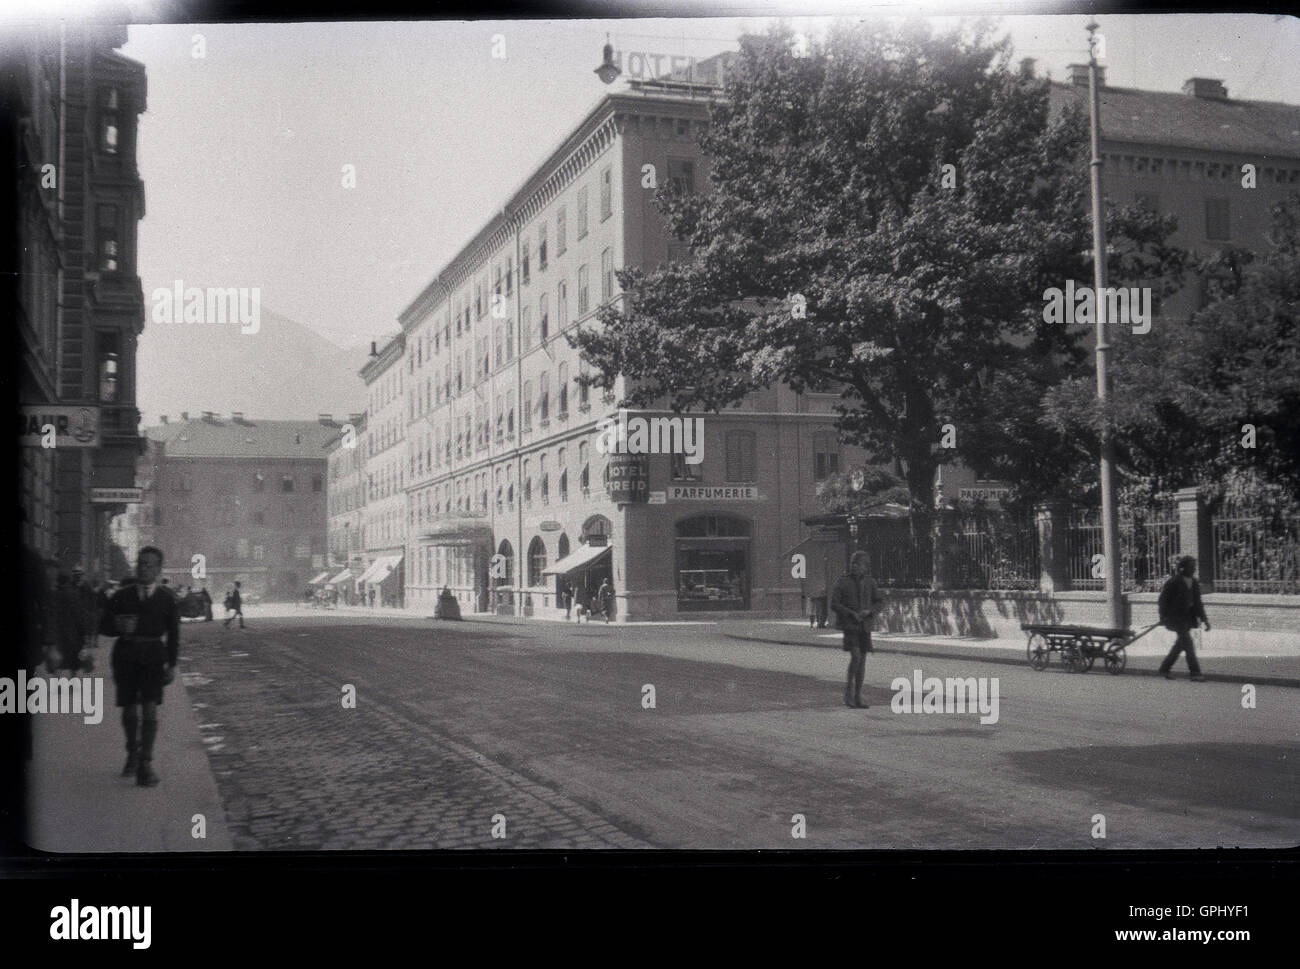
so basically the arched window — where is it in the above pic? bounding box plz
[582,515,612,545]
[528,536,547,587]
[523,459,532,505]
[539,293,549,342]
[558,533,570,561]
[523,380,533,431]
[539,372,550,423]
[557,362,569,417]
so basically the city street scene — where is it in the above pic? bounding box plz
[6,9,1299,854]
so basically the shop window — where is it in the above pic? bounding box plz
[675,515,751,612]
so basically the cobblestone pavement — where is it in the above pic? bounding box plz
[183,622,648,850]
[180,615,1298,851]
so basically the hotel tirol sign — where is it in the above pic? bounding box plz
[668,485,759,501]
[20,405,100,448]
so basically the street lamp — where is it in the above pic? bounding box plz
[1085,20,1124,629]
[594,34,621,85]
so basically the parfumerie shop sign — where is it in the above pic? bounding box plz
[668,485,759,500]
[605,453,649,504]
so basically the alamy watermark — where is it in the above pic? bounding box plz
[151,280,261,334]
[0,672,103,724]
[890,669,999,724]
[595,409,704,464]
[1042,281,1152,334]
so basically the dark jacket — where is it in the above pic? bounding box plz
[830,571,883,631]
[99,583,181,667]
[1157,574,1208,632]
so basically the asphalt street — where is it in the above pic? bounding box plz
[179,614,1298,850]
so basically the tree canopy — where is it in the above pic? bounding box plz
[574,19,1185,516]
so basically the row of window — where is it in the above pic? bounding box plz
[1134,192,1236,242]
[404,252,617,426]
[168,472,324,493]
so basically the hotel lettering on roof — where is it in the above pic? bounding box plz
[386,54,867,621]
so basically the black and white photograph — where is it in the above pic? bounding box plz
[2,0,1297,938]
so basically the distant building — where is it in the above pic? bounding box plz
[325,412,366,602]
[137,413,336,599]
[359,340,407,606]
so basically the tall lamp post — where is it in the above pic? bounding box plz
[1087,20,1124,629]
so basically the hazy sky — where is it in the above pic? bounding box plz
[119,12,1299,361]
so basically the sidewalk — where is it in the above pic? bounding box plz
[24,664,234,853]
[250,603,1300,686]
[719,620,1300,688]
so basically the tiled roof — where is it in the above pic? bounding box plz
[1050,82,1300,159]
[144,417,338,459]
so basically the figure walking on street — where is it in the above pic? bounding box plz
[1158,555,1210,681]
[831,551,884,709]
[223,581,245,628]
[596,578,614,624]
[99,547,180,787]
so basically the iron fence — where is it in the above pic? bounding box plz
[859,517,932,589]
[1065,504,1179,592]
[1211,504,1300,594]
[955,512,1041,590]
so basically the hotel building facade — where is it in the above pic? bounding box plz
[392,65,865,621]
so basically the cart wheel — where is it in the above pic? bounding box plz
[1078,643,1096,673]
[1104,642,1127,675]
[1026,633,1050,671]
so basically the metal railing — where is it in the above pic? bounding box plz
[955,513,1041,590]
[1066,504,1179,592]
[1211,504,1300,594]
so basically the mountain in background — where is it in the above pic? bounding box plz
[136,297,378,424]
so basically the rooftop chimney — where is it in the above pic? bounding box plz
[181,411,189,421]
[1019,57,1036,78]
[1068,63,1103,88]
[370,341,379,357]
[1183,77,1227,100]
[159,415,169,424]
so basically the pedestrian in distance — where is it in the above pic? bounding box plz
[596,578,614,624]
[223,581,245,628]
[1157,555,1210,682]
[98,547,180,787]
[831,550,884,709]
[53,573,86,674]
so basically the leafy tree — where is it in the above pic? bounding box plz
[575,19,1184,528]
[1043,194,1300,505]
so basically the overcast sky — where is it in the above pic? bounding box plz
[116,13,1299,412]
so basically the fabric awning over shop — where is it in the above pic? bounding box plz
[327,568,355,587]
[357,555,399,585]
[371,555,404,586]
[543,543,612,577]
[420,518,494,546]
[308,570,333,586]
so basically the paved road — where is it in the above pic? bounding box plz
[180,615,1299,850]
